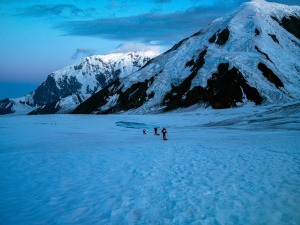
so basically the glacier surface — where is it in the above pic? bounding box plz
[0,103,299,225]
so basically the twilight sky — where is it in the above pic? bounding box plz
[0,0,298,98]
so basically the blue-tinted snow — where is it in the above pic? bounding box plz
[116,121,157,130]
[0,103,299,225]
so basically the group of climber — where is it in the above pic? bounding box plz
[143,127,168,141]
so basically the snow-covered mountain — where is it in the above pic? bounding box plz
[73,0,300,114]
[0,52,155,115]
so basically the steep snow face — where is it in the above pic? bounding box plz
[73,0,300,114]
[0,52,155,115]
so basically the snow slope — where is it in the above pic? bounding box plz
[0,102,299,225]
[73,0,300,114]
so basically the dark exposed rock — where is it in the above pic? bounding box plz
[271,15,300,39]
[72,80,120,114]
[33,75,82,106]
[59,76,83,95]
[189,49,207,72]
[209,33,217,43]
[76,94,83,103]
[185,59,195,68]
[95,70,117,89]
[281,16,300,39]
[148,91,155,99]
[163,49,207,111]
[255,28,260,36]
[255,46,274,64]
[258,62,284,89]
[0,98,14,115]
[140,58,155,70]
[268,34,280,44]
[95,74,109,88]
[33,75,59,105]
[73,75,157,114]
[184,86,207,107]
[164,62,263,111]
[165,37,189,54]
[291,39,300,47]
[271,15,281,23]
[208,28,230,46]
[206,63,263,109]
[114,69,121,77]
[191,30,204,37]
[216,28,230,45]
[74,64,83,70]
[133,60,141,68]
[113,76,155,113]
[28,101,60,115]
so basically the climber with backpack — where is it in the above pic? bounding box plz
[161,128,167,141]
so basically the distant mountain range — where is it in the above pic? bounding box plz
[1,0,299,115]
[0,52,155,115]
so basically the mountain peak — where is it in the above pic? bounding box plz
[86,51,158,63]
[250,0,267,4]
[241,0,300,15]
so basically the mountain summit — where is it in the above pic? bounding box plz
[73,0,300,114]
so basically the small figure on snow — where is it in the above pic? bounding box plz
[154,127,159,136]
[143,129,146,135]
[161,128,167,141]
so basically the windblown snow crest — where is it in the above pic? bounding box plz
[0,52,155,115]
[73,0,300,114]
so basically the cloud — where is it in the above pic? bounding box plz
[57,5,232,45]
[72,48,96,59]
[111,42,163,54]
[17,4,96,19]
[106,0,138,11]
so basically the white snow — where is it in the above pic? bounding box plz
[56,94,91,114]
[7,98,38,115]
[100,94,120,113]
[1,102,299,225]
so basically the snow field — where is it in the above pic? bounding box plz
[0,104,299,225]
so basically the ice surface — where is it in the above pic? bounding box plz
[0,103,299,225]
